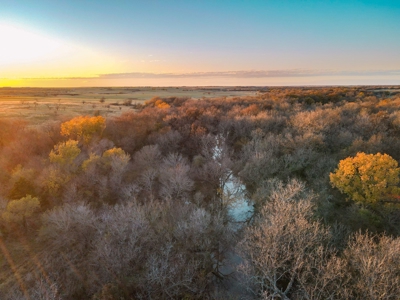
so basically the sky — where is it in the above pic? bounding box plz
[0,0,399,87]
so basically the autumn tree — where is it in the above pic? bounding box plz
[82,147,129,175]
[95,148,130,191]
[43,140,82,202]
[2,195,40,231]
[330,152,400,205]
[49,140,81,166]
[60,116,106,144]
[79,147,131,204]
[7,165,37,199]
[103,147,130,165]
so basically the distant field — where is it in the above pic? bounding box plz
[1,86,399,124]
[0,87,258,123]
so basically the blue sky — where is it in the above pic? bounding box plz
[1,0,399,86]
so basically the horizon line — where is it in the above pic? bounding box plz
[2,69,400,81]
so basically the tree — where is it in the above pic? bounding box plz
[103,147,129,163]
[330,152,400,205]
[101,148,130,189]
[123,99,132,106]
[79,148,131,204]
[2,195,40,231]
[339,232,400,299]
[159,153,193,200]
[49,140,81,166]
[238,180,345,299]
[60,116,106,144]
[155,99,170,109]
[8,177,37,200]
[82,147,130,174]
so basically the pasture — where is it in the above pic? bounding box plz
[0,87,258,123]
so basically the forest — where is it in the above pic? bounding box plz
[0,86,400,299]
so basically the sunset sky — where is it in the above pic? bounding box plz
[1,0,399,87]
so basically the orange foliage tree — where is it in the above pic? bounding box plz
[330,152,400,205]
[60,116,106,144]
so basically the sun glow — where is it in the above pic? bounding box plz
[0,22,124,82]
[0,23,66,65]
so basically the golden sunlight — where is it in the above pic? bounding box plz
[0,22,124,81]
[0,23,65,65]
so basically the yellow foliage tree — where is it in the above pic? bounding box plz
[103,147,129,160]
[330,152,400,205]
[103,147,130,169]
[49,140,81,166]
[44,168,71,196]
[60,116,106,144]
[2,195,40,229]
[155,100,170,109]
[82,153,101,171]
[82,148,130,171]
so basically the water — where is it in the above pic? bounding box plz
[224,176,254,224]
[211,135,254,224]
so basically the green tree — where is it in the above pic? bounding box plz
[2,195,40,231]
[330,152,400,205]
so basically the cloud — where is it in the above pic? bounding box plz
[96,69,400,79]
[2,69,399,81]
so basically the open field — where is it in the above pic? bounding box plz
[2,86,400,124]
[0,87,258,123]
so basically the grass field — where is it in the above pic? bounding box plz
[0,87,259,123]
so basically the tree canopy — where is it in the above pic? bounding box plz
[2,194,40,226]
[60,116,106,144]
[49,140,81,166]
[330,152,400,205]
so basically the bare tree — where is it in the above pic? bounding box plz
[343,232,400,299]
[138,168,158,200]
[133,144,162,172]
[238,180,346,299]
[159,153,193,200]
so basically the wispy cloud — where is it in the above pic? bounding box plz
[97,69,400,79]
[2,69,399,81]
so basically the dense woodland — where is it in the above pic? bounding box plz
[1,86,400,299]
